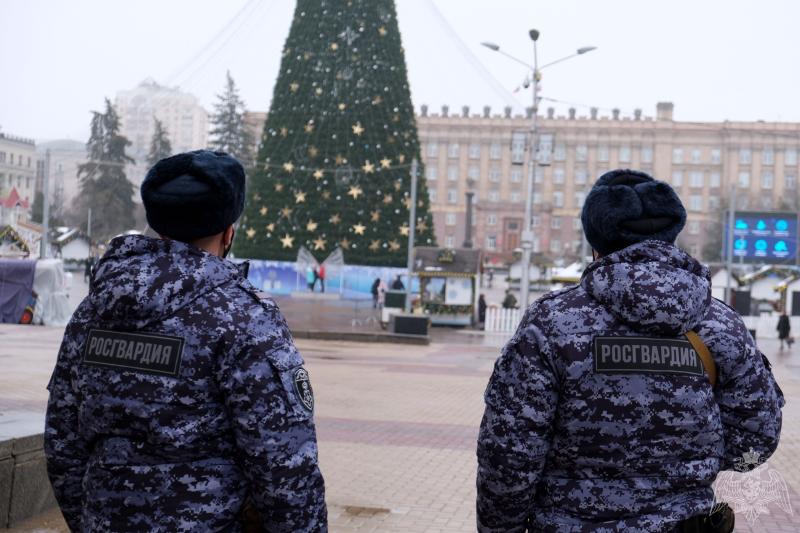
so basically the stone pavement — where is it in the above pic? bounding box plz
[2,323,800,531]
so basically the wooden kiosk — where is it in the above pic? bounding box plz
[412,247,482,326]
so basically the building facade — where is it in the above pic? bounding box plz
[0,132,37,222]
[416,102,800,264]
[115,79,208,189]
[36,139,86,219]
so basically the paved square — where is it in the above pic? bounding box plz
[2,325,799,531]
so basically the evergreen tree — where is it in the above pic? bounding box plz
[76,98,136,240]
[234,0,435,266]
[147,118,172,166]
[209,71,253,164]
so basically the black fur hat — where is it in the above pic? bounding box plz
[141,150,245,241]
[581,169,686,255]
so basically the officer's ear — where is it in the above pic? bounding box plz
[592,249,601,261]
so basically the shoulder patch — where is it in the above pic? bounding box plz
[293,367,314,412]
[593,335,704,377]
[82,329,184,377]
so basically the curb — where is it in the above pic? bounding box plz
[292,330,430,345]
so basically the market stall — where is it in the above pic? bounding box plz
[412,247,482,326]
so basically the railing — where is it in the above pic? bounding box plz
[485,307,522,333]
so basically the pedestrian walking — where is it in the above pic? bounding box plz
[318,263,326,293]
[306,265,317,292]
[391,275,404,291]
[477,169,783,532]
[778,311,792,350]
[377,278,387,308]
[501,289,517,309]
[478,293,487,328]
[371,278,381,308]
[44,150,327,531]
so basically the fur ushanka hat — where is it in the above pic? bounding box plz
[580,169,686,256]
[141,150,245,242]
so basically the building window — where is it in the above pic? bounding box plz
[487,214,497,226]
[510,168,522,183]
[533,192,543,204]
[575,168,588,185]
[598,145,609,162]
[762,147,774,165]
[486,236,497,250]
[510,191,521,203]
[689,171,704,188]
[0,152,6,163]
[427,166,438,180]
[553,167,565,184]
[447,189,457,204]
[786,175,797,190]
[489,143,501,160]
[691,148,702,164]
[489,167,501,182]
[532,216,540,228]
[573,218,583,231]
[554,144,566,161]
[467,165,479,180]
[551,216,561,229]
[511,132,526,164]
[26,177,31,189]
[688,221,700,234]
[550,239,561,254]
[444,235,454,247]
[575,144,588,161]
[689,195,703,211]
[710,172,721,188]
[709,195,720,209]
[428,189,437,202]
[553,191,564,207]
[9,154,14,165]
[488,190,500,202]
[427,143,438,157]
[690,244,701,257]
[641,146,653,164]
[445,213,456,225]
[739,149,751,164]
[672,148,684,164]
[711,148,721,164]
[468,143,481,159]
[448,143,460,158]
[447,166,458,181]
[738,171,750,188]
[761,171,774,189]
[27,157,31,168]
[786,149,797,166]
[574,191,585,208]
[672,171,683,187]
[761,196,773,209]
[534,167,544,184]
[619,146,631,163]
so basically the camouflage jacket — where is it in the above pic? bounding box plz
[45,235,327,532]
[477,240,784,532]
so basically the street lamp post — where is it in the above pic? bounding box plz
[482,33,596,311]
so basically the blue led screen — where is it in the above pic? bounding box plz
[725,211,798,263]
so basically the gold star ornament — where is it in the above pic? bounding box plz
[306,219,318,232]
[378,26,388,36]
[339,238,351,249]
[348,185,363,199]
[362,161,375,174]
[283,162,295,172]
[289,82,300,92]
[295,191,306,203]
[313,169,324,180]
[280,233,294,248]
[399,224,410,236]
[352,122,365,136]
[370,210,381,222]
[280,206,293,218]
[246,228,256,239]
[388,240,401,251]
[380,157,392,169]
[275,183,284,192]
[369,240,381,251]
[313,237,327,251]
[352,223,366,235]
[259,206,268,216]
[330,213,342,225]
[266,223,275,232]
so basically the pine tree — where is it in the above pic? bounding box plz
[76,98,136,240]
[234,0,435,266]
[209,71,253,164]
[147,118,173,166]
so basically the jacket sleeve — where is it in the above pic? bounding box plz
[476,316,560,532]
[44,329,90,532]
[218,307,326,532]
[705,308,784,470]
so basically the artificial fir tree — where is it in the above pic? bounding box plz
[147,118,173,166]
[234,0,435,266]
[209,71,254,165]
[75,98,136,240]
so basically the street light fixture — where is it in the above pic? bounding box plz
[481,30,596,311]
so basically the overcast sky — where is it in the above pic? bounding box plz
[3,0,800,142]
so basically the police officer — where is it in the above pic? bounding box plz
[45,150,327,531]
[477,169,784,532]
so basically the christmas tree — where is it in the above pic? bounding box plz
[234,0,435,266]
[147,118,172,166]
[209,71,254,165]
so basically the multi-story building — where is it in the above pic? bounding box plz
[0,132,37,223]
[115,78,208,189]
[36,139,86,219]
[417,102,800,264]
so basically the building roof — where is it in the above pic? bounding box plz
[413,247,482,277]
[0,188,29,209]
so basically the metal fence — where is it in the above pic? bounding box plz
[485,307,522,333]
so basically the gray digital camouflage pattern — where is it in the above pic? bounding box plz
[45,235,326,532]
[477,240,784,532]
